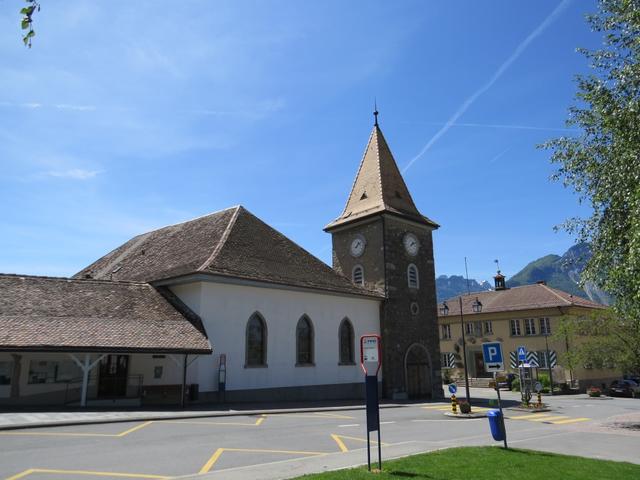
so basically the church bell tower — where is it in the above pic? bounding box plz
[325,112,443,400]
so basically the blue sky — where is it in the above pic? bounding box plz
[0,0,599,282]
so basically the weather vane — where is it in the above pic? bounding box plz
[373,99,379,127]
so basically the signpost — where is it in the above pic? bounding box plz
[517,346,527,363]
[482,342,508,449]
[360,334,382,472]
[482,342,504,372]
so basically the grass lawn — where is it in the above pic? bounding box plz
[296,446,640,479]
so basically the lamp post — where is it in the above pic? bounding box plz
[440,297,481,405]
[544,331,554,396]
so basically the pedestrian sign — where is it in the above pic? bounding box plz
[482,342,504,372]
[517,346,527,362]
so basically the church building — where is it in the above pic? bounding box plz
[0,117,443,406]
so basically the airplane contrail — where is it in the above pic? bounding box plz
[402,0,573,173]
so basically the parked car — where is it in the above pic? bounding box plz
[608,379,638,397]
[497,374,517,390]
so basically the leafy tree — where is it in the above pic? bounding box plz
[19,0,40,48]
[542,0,640,375]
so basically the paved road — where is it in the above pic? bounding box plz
[1,392,638,480]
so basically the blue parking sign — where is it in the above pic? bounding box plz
[482,342,504,372]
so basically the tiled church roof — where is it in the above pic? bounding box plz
[0,274,212,353]
[325,125,438,231]
[75,206,382,298]
[439,283,606,317]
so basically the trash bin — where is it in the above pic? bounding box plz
[487,410,505,441]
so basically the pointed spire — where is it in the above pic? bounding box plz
[373,99,379,127]
[325,121,438,231]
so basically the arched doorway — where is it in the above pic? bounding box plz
[404,343,432,399]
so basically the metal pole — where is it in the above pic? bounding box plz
[181,354,188,409]
[377,426,382,470]
[545,333,554,395]
[459,296,471,404]
[80,354,90,408]
[494,373,508,449]
[366,431,371,471]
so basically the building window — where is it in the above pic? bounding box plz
[246,312,267,367]
[465,322,474,336]
[441,324,451,340]
[484,321,493,334]
[407,264,419,289]
[296,315,314,365]
[352,265,364,286]
[510,319,522,336]
[525,318,537,336]
[539,317,551,335]
[28,360,81,384]
[339,318,355,364]
[473,321,483,337]
[537,351,549,368]
[0,362,11,385]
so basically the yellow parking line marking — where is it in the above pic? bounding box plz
[0,431,115,437]
[529,416,568,422]
[332,434,388,446]
[551,417,590,425]
[116,421,154,437]
[255,416,265,426]
[331,433,349,452]
[199,448,225,474]
[422,405,449,409]
[5,468,170,479]
[164,415,265,427]
[5,469,36,480]
[313,412,355,419]
[508,413,554,420]
[198,447,326,474]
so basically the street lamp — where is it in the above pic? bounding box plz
[440,298,471,405]
[472,297,483,313]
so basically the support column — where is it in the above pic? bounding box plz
[10,354,22,399]
[69,353,106,407]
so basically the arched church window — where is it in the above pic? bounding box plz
[407,264,419,289]
[338,318,355,364]
[296,315,314,365]
[245,313,267,367]
[352,265,364,286]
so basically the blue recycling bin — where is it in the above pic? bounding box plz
[487,410,505,441]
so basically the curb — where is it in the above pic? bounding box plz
[0,403,415,431]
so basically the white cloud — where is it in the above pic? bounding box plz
[403,0,572,173]
[44,169,103,180]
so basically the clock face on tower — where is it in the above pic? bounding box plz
[350,235,366,258]
[403,233,420,256]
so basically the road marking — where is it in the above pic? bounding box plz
[0,421,153,438]
[163,415,265,427]
[508,413,554,420]
[411,418,484,422]
[116,421,154,437]
[380,421,395,425]
[198,447,326,474]
[5,468,170,480]
[551,417,590,425]
[331,434,349,452]
[422,405,450,410]
[529,416,568,423]
[313,412,355,419]
[338,424,360,427]
[329,433,388,453]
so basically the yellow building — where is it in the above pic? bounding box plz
[438,273,618,391]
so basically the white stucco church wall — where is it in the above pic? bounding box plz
[170,280,381,401]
